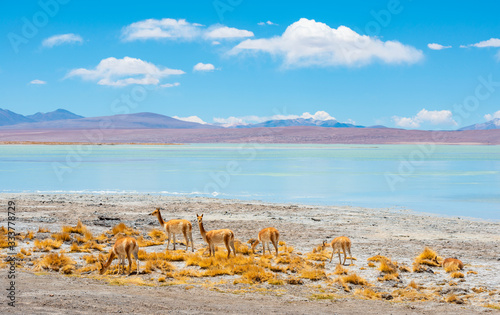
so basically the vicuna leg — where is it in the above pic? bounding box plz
[348,246,353,265]
[224,238,231,258]
[272,240,278,257]
[126,251,132,275]
[189,232,194,252]
[342,245,347,265]
[338,250,342,265]
[182,229,189,251]
[172,233,176,250]
[133,249,139,274]
[330,249,335,263]
[230,240,235,257]
[166,232,171,250]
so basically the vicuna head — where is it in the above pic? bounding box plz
[196,214,203,224]
[150,208,161,216]
[97,262,107,275]
[321,240,328,250]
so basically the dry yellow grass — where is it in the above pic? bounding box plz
[136,236,163,247]
[83,254,98,264]
[62,220,89,235]
[339,273,367,285]
[378,258,398,274]
[69,242,88,253]
[306,252,330,262]
[24,230,35,240]
[51,232,71,242]
[158,276,166,282]
[110,223,139,236]
[354,288,381,300]
[82,241,105,251]
[144,260,176,274]
[34,239,63,251]
[20,247,31,256]
[391,288,437,302]
[37,227,50,233]
[234,240,252,255]
[367,255,387,262]
[299,268,327,281]
[367,262,376,268]
[35,252,75,273]
[450,272,464,278]
[334,264,349,275]
[238,265,273,283]
[269,264,289,273]
[414,247,442,267]
[484,303,500,310]
[407,280,418,289]
[378,272,399,282]
[148,228,167,241]
[467,270,478,275]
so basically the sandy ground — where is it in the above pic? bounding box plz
[1,193,499,314]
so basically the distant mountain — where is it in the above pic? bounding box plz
[27,109,83,122]
[236,118,364,128]
[0,112,220,130]
[459,118,500,130]
[0,108,34,126]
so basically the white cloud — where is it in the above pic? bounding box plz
[122,18,253,42]
[213,110,336,127]
[231,18,423,68]
[205,26,254,39]
[484,110,500,121]
[42,33,83,48]
[211,41,221,45]
[66,56,184,87]
[193,62,216,72]
[173,115,207,124]
[29,79,47,85]
[393,109,457,128]
[258,21,278,26]
[427,43,451,50]
[122,18,202,41]
[160,82,180,88]
[467,38,500,48]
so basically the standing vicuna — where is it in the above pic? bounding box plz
[321,236,353,265]
[99,236,139,275]
[150,208,194,252]
[250,227,280,257]
[196,214,236,258]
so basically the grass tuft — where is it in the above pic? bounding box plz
[34,239,63,252]
[35,252,75,273]
[450,271,464,278]
[414,247,442,267]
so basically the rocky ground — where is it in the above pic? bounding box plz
[0,193,499,314]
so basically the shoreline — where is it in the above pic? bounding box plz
[2,192,498,223]
[1,193,499,313]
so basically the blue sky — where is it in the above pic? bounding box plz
[1,0,500,129]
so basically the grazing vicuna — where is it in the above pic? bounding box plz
[196,214,235,258]
[99,236,139,275]
[321,236,353,265]
[150,208,194,252]
[442,258,464,272]
[250,227,280,257]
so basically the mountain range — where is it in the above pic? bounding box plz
[0,108,498,130]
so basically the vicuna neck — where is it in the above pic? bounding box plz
[155,211,165,226]
[198,221,207,242]
[103,251,116,270]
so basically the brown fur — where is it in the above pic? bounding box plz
[251,227,280,257]
[442,258,464,270]
[321,236,353,265]
[150,208,194,252]
[196,214,235,258]
[99,236,139,275]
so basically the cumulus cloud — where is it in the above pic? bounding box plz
[484,110,500,121]
[173,115,207,124]
[205,26,254,39]
[193,62,216,72]
[213,110,336,127]
[66,56,184,87]
[122,18,202,41]
[29,79,47,85]
[427,43,451,50]
[465,38,500,48]
[393,109,457,128]
[231,18,423,68]
[160,82,180,88]
[122,18,252,42]
[42,33,83,48]
[258,21,278,26]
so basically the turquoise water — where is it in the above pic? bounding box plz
[0,144,499,220]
